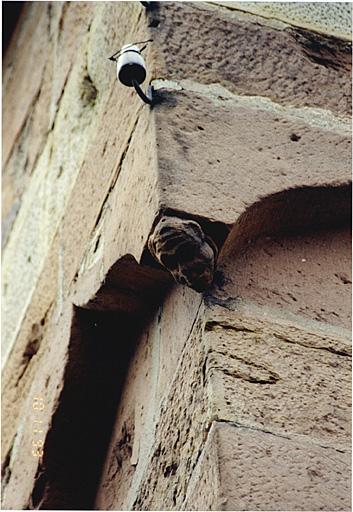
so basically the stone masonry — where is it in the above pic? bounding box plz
[2,2,352,510]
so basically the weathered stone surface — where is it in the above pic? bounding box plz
[2,3,93,246]
[3,3,49,167]
[2,2,159,508]
[2,1,150,367]
[150,2,351,115]
[1,236,60,471]
[129,315,209,511]
[1,105,159,508]
[153,85,351,225]
[153,284,203,407]
[1,302,74,510]
[2,255,168,509]
[95,285,204,510]
[207,421,351,511]
[183,421,222,511]
[2,1,351,510]
[96,277,351,510]
[184,420,351,511]
[204,303,351,451]
[218,226,352,329]
[214,2,352,40]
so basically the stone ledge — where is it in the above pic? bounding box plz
[153,79,352,130]
[148,2,351,116]
[209,2,352,40]
[185,421,351,511]
[153,88,351,225]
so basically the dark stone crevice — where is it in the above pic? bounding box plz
[80,73,98,108]
[30,308,144,510]
[16,305,52,387]
[1,445,13,495]
[29,256,171,510]
[2,1,24,55]
[292,27,352,71]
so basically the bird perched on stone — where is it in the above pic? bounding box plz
[148,216,218,292]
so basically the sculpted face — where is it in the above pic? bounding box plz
[148,216,218,292]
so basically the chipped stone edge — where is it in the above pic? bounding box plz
[152,78,352,135]
[205,298,352,346]
[202,1,352,41]
[182,420,221,510]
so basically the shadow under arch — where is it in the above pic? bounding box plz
[220,183,352,261]
[29,256,172,510]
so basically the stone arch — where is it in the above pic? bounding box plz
[214,183,352,329]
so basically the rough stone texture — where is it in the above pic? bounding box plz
[190,422,351,511]
[2,1,351,511]
[153,85,351,225]
[96,287,202,510]
[204,303,351,451]
[2,1,148,362]
[214,2,352,40]
[183,423,222,511]
[184,421,351,511]
[149,2,351,115]
[2,2,94,246]
[127,311,210,511]
[2,2,158,508]
[94,286,351,510]
[219,226,352,329]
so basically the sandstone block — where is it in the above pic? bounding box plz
[204,305,351,451]
[218,227,351,329]
[213,2,352,40]
[150,2,351,115]
[154,87,351,225]
[189,421,351,511]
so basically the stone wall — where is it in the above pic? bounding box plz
[2,2,351,510]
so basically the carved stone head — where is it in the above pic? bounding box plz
[148,216,218,292]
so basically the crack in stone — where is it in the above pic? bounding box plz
[91,112,142,235]
[48,63,73,132]
[205,320,255,333]
[209,419,350,457]
[211,416,351,467]
[274,332,351,357]
[213,418,291,440]
[205,320,351,357]
[1,445,13,495]
[3,86,42,170]
[206,349,280,384]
